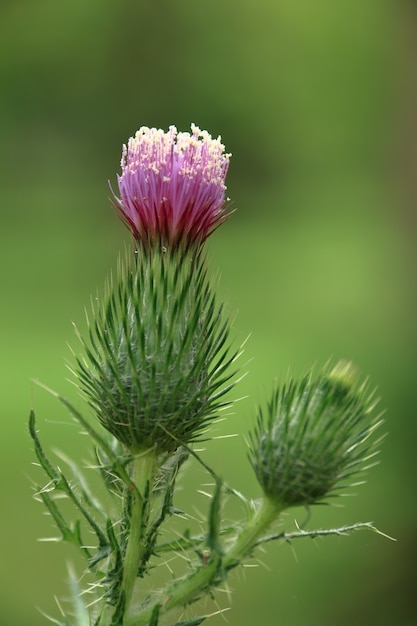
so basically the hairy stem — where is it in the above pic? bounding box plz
[127,496,281,625]
[223,496,283,569]
[121,450,159,622]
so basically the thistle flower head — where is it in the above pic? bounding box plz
[249,361,383,509]
[112,124,231,250]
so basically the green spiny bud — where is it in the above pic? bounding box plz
[248,361,383,509]
[72,247,238,453]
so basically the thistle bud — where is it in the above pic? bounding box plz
[73,248,237,453]
[249,361,383,509]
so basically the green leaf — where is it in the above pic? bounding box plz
[29,409,108,554]
[207,478,223,555]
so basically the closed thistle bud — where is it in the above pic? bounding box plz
[249,361,383,509]
[73,248,238,453]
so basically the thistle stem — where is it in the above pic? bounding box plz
[125,556,221,626]
[121,449,158,621]
[223,496,283,569]
[127,496,282,625]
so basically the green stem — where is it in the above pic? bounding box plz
[121,450,159,622]
[127,496,282,626]
[223,496,283,569]
[125,555,220,626]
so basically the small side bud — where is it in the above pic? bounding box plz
[248,361,383,509]
[327,359,359,389]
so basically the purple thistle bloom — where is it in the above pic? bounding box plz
[111,124,232,249]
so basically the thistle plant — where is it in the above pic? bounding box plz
[30,124,388,626]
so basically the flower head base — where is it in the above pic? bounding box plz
[249,362,383,509]
[73,248,238,453]
[112,124,231,250]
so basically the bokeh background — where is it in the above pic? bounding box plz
[1,1,416,624]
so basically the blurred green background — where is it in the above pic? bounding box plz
[1,0,415,624]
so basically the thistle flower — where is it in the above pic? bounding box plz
[249,361,383,509]
[111,124,231,249]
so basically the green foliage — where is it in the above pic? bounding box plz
[29,387,388,626]
[28,234,389,625]
[30,399,204,625]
